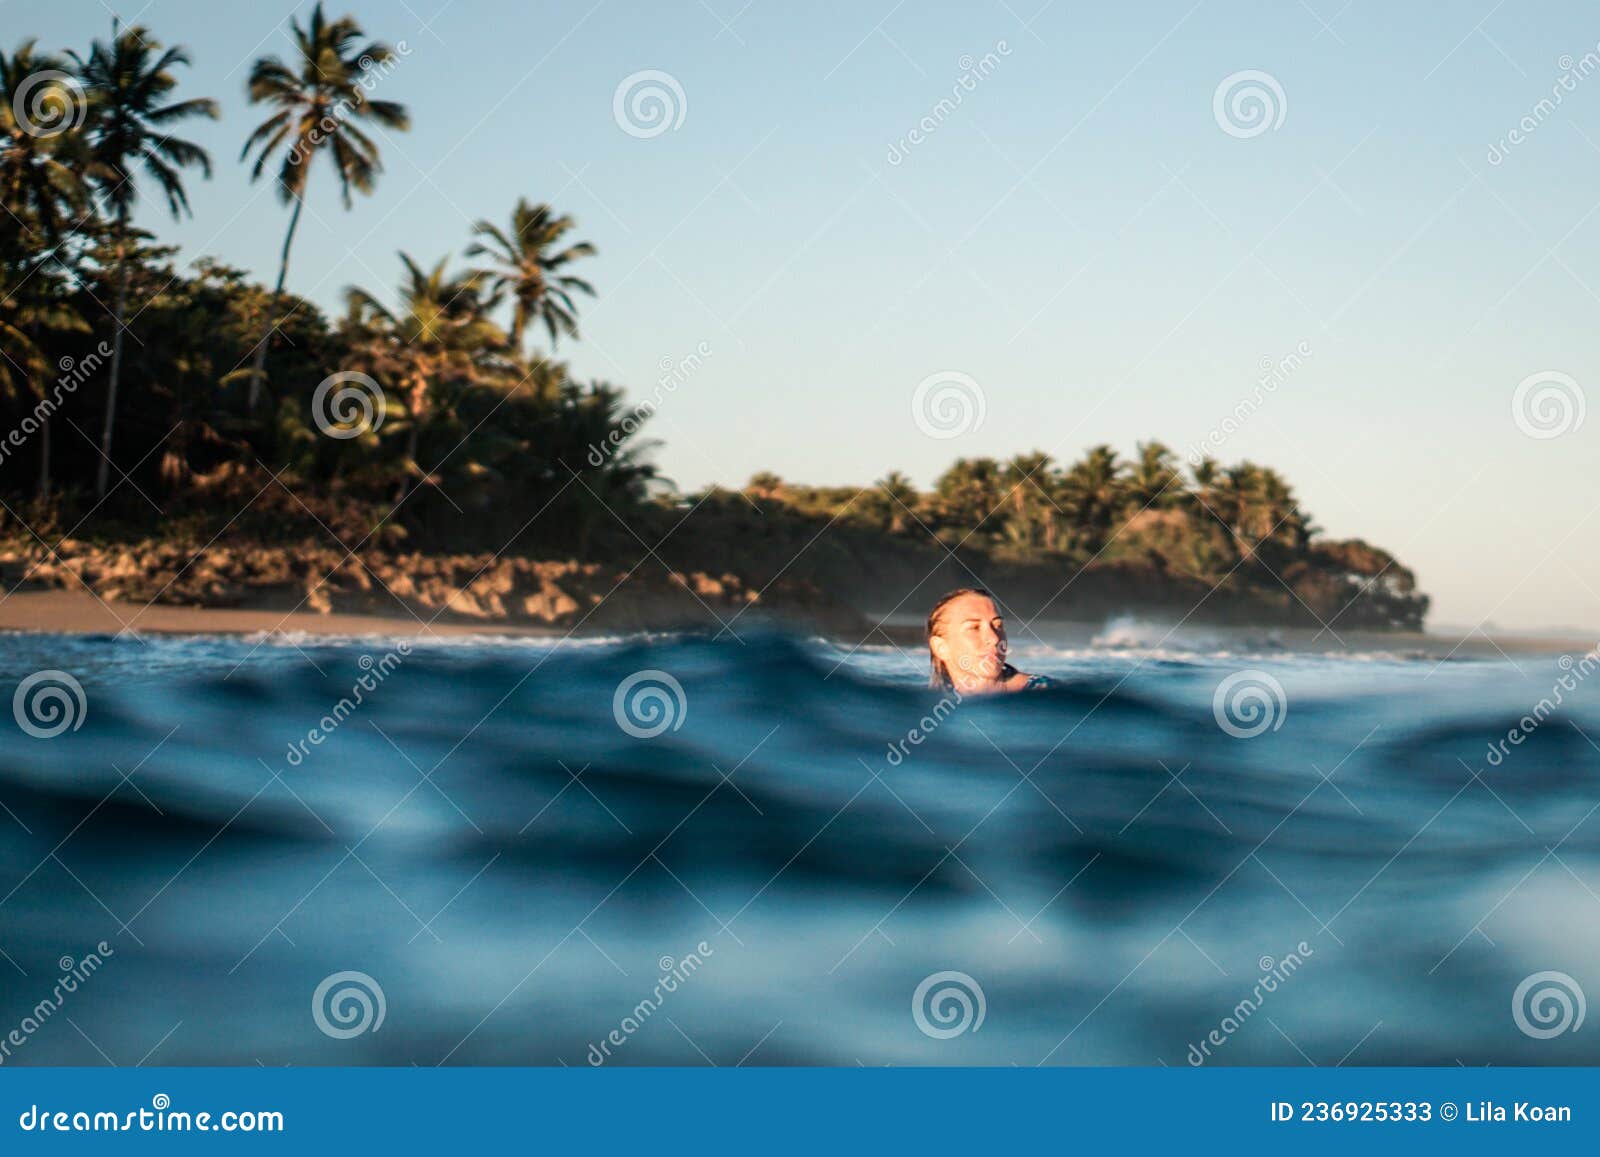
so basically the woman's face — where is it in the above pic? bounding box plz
[931,593,1009,690]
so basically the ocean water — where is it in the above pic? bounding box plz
[0,624,1596,1067]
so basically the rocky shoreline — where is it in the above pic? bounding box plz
[0,539,870,635]
[0,516,1432,642]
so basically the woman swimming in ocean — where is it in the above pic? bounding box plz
[925,587,1051,694]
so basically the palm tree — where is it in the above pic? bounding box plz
[1188,454,1238,548]
[0,269,48,406]
[1239,464,1313,552]
[1002,450,1055,549]
[553,379,661,552]
[1125,440,1182,511]
[1059,445,1124,553]
[73,20,217,498]
[241,3,409,408]
[1,42,95,497]
[1210,462,1308,559]
[0,43,93,250]
[744,471,785,501]
[0,268,88,498]
[933,456,1003,538]
[344,253,503,498]
[876,470,919,533]
[1222,463,1263,548]
[466,199,596,352]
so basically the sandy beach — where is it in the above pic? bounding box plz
[0,589,565,639]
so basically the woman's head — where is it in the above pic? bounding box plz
[926,587,1011,692]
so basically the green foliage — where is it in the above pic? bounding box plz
[240,2,408,207]
[699,442,1427,629]
[0,14,654,554]
[71,21,219,224]
[0,14,1427,630]
[467,199,597,352]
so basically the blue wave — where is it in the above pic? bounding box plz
[0,630,1595,1066]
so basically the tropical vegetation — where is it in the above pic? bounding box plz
[0,8,652,558]
[703,448,1426,628]
[0,10,1427,631]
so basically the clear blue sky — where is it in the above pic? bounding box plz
[19,0,1600,632]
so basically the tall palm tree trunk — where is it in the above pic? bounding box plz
[95,232,130,499]
[247,193,305,410]
[28,316,51,500]
[38,416,51,500]
[395,420,420,503]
